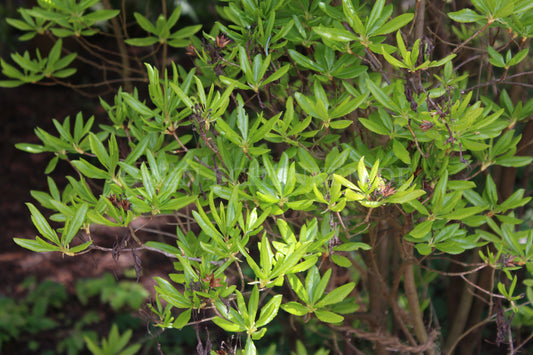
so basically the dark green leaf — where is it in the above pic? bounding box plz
[125,37,159,46]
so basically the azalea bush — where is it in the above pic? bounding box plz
[4,0,533,354]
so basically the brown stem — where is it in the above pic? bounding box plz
[403,244,436,355]
[360,228,389,355]
[442,252,481,354]
[102,0,132,91]
[415,0,426,40]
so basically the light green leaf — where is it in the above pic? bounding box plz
[173,309,192,329]
[329,120,353,129]
[373,13,414,36]
[256,294,282,328]
[14,237,61,252]
[392,140,411,164]
[314,309,344,323]
[409,220,433,239]
[212,316,245,332]
[317,283,355,307]
[330,254,352,268]
[281,302,309,316]
[27,203,60,245]
[125,37,159,46]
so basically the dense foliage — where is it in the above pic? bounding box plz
[3,0,533,354]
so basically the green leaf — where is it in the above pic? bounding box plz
[409,220,433,239]
[124,135,151,165]
[317,283,355,307]
[140,163,155,199]
[53,68,77,78]
[449,9,485,23]
[62,204,88,246]
[298,147,320,174]
[72,159,109,179]
[248,285,260,324]
[89,133,112,170]
[359,117,389,135]
[367,0,385,34]
[415,243,433,255]
[373,13,414,36]
[16,143,46,153]
[14,237,61,252]
[133,12,156,33]
[442,206,486,220]
[288,49,323,72]
[213,316,245,332]
[83,9,120,23]
[366,78,400,112]
[342,0,365,34]
[382,46,408,69]
[281,302,309,316]
[432,170,448,208]
[386,190,426,204]
[173,309,192,329]
[507,48,529,67]
[245,337,257,355]
[155,277,192,308]
[6,18,34,31]
[68,240,93,254]
[484,174,498,206]
[330,254,352,268]
[311,268,331,305]
[121,92,155,117]
[125,37,159,46]
[263,64,291,86]
[0,80,24,87]
[287,274,309,304]
[160,195,196,211]
[145,241,180,256]
[313,26,358,42]
[392,140,410,164]
[487,46,505,68]
[325,148,350,174]
[329,120,353,129]
[494,156,533,167]
[314,309,344,323]
[256,294,282,328]
[27,203,60,245]
[333,242,371,251]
